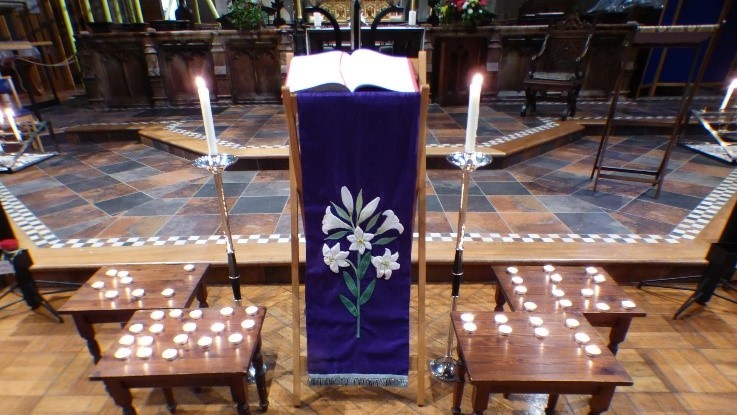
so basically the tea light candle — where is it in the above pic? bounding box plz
[211,322,225,334]
[584,344,602,357]
[189,309,203,319]
[529,316,544,326]
[116,270,129,278]
[131,288,145,299]
[241,319,255,330]
[119,334,135,346]
[137,335,154,347]
[136,347,153,359]
[621,300,636,310]
[162,348,178,361]
[245,306,259,315]
[534,327,549,338]
[129,323,144,334]
[552,288,565,298]
[581,288,594,298]
[169,309,183,319]
[511,276,524,285]
[523,301,537,311]
[197,336,213,349]
[119,276,133,285]
[161,288,175,298]
[463,322,477,332]
[149,323,164,334]
[543,264,555,273]
[514,285,528,295]
[460,313,475,323]
[183,264,195,272]
[182,322,197,333]
[173,333,189,345]
[498,324,513,335]
[91,281,105,290]
[585,266,598,275]
[550,273,563,283]
[558,299,572,308]
[494,314,508,324]
[228,333,244,345]
[150,310,165,321]
[565,318,580,329]
[593,274,606,283]
[114,347,132,360]
[595,302,610,311]
[574,332,590,344]
[104,290,119,299]
[105,269,118,277]
[506,266,519,275]
[220,307,234,317]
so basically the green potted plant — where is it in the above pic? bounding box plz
[225,0,266,30]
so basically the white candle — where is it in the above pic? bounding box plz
[195,77,218,157]
[464,74,483,153]
[460,312,475,322]
[408,10,417,26]
[494,314,508,324]
[313,13,323,28]
[4,108,20,141]
[720,79,737,111]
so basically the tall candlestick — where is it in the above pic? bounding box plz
[720,78,737,111]
[464,74,483,153]
[4,108,21,141]
[195,77,219,157]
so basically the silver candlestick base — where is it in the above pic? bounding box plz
[430,150,492,383]
[193,153,242,305]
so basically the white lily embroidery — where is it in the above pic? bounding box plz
[340,186,354,216]
[347,226,374,254]
[322,243,350,273]
[322,206,351,234]
[372,248,400,280]
[375,210,404,235]
[357,196,380,225]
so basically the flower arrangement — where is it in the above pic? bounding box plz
[435,0,494,27]
[226,0,265,30]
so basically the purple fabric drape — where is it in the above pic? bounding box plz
[297,91,420,386]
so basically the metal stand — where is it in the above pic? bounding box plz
[429,151,491,382]
[193,154,242,305]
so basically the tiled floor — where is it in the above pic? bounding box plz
[0,280,735,414]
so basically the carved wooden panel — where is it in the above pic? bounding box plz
[153,34,215,105]
[224,34,282,103]
[432,35,488,106]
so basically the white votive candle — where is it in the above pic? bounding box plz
[584,344,602,357]
[195,77,218,157]
[543,264,555,273]
[104,290,119,299]
[550,273,563,283]
[136,347,153,359]
[162,348,178,361]
[245,306,259,315]
[161,288,175,298]
[621,300,636,310]
[91,281,105,290]
[559,299,572,308]
[118,334,135,346]
[169,309,183,319]
[114,347,132,360]
[585,266,598,275]
[119,276,133,285]
[511,276,524,285]
[581,288,594,298]
[574,332,590,344]
[228,333,244,345]
[552,289,565,298]
[529,316,544,326]
[149,323,164,334]
[565,318,580,329]
[534,327,549,338]
[116,270,129,278]
[514,286,528,295]
[211,322,225,334]
[220,307,234,317]
[150,310,165,321]
[463,322,477,332]
[183,264,195,272]
[523,301,537,311]
[595,302,610,311]
[128,323,144,334]
[498,324,513,335]
[173,333,189,345]
[131,288,145,299]
[182,322,197,333]
[137,335,154,347]
[197,336,213,349]
[460,313,475,323]
[593,274,606,283]
[189,309,203,319]
[494,314,508,324]
[241,319,255,330]
[506,266,518,275]
[105,269,118,277]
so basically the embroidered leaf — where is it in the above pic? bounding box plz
[373,237,397,246]
[343,271,358,297]
[359,278,376,306]
[365,212,381,232]
[355,190,364,220]
[331,202,351,223]
[357,252,371,279]
[326,231,348,240]
[339,294,357,317]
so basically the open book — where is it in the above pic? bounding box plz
[286,49,418,93]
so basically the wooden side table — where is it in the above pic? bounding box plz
[90,307,268,415]
[451,312,632,415]
[59,264,209,362]
[492,265,646,354]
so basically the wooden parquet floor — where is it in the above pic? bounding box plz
[0,281,736,414]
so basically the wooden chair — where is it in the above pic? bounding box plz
[521,13,594,120]
[0,75,57,152]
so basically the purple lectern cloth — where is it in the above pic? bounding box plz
[297,91,420,386]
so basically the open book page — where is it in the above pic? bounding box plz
[340,49,418,93]
[286,50,347,92]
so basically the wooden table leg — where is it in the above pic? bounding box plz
[494,285,506,312]
[451,356,466,415]
[607,317,633,355]
[72,313,101,363]
[545,394,560,415]
[162,387,176,413]
[470,385,491,415]
[104,380,137,415]
[229,375,251,415]
[588,386,616,415]
[196,282,209,308]
[252,339,269,412]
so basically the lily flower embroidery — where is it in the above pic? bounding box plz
[375,210,404,235]
[347,226,374,254]
[372,249,400,280]
[322,243,350,273]
[322,206,351,234]
[357,197,380,225]
[340,186,354,216]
